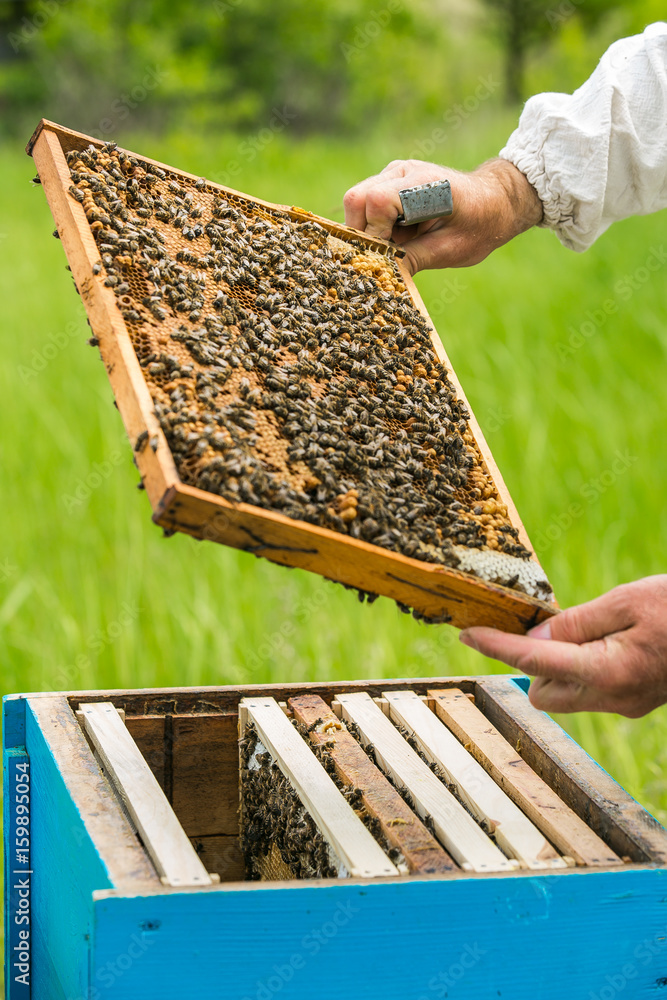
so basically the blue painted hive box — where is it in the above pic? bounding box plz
[4,675,667,1000]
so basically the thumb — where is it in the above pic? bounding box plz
[529,587,635,645]
[402,227,461,274]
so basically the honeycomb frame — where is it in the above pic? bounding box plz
[28,119,556,633]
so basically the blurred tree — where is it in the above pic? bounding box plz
[480,0,637,103]
[481,0,568,102]
[0,0,32,60]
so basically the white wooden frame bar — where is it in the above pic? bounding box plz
[239,697,398,879]
[383,690,568,870]
[80,702,213,887]
[429,689,621,867]
[333,692,516,873]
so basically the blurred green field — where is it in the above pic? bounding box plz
[2,113,667,838]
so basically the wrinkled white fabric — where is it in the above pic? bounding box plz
[499,22,667,252]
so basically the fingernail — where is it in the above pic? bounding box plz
[528,621,552,640]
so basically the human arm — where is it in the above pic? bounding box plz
[459,576,667,717]
[344,23,667,271]
[499,22,667,252]
[342,157,543,275]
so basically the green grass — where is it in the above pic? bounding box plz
[2,116,667,841]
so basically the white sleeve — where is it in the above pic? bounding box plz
[498,22,667,252]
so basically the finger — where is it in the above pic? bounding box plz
[378,159,411,179]
[528,676,639,715]
[529,587,636,644]
[459,626,594,683]
[528,677,592,713]
[343,180,374,232]
[343,165,412,231]
[401,226,460,273]
[364,182,405,239]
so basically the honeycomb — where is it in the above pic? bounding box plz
[65,141,553,610]
[240,721,406,881]
[240,725,342,880]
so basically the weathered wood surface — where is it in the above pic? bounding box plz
[171,713,239,836]
[80,702,213,887]
[61,675,477,716]
[125,714,167,790]
[29,117,555,633]
[31,126,179,511]
[383,689,567,869]
[334,692,516,873]
[188,834,245,882]
[429,688,620,867]
[476,676,667,864]
[20,696,159,1000]
[26,697,158,891]
[289,693,455,874]
[240,696,398,878]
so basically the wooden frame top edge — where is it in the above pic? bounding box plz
[89,859,662,901]
[26,119,404,257]
[4,673,491,704]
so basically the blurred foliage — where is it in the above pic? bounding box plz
[480,0,664,101]
[0,0,452,139]
[0,0,664,142]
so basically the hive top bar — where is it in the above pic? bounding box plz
[29,120,556,632]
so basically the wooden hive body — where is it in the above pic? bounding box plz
[5,675,667,999]
[27,119,556,632]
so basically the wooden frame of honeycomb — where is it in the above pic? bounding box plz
[29,119,556,632]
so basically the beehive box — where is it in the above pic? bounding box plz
[28,119,556,632]
[5,676,667,1000]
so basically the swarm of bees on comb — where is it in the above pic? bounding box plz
[240,724,341,880]
[239,720,408,881]
[65,141,553,614]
